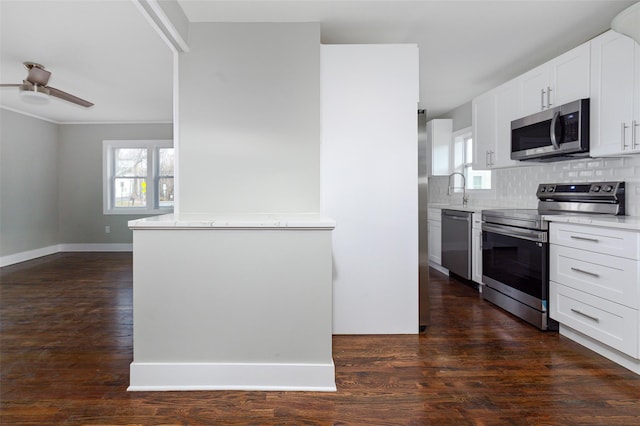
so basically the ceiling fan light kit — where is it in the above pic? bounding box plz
[19,84,50,105]
[0,62,94,108]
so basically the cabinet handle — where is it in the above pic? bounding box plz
[570,267,600,278]
[490,150,494,167]
[622,122,629,150]
[540,88,546,110]
[570,235,599,243]
[547,86,552,108]
[633,120,639,149]
[486,150,490,167]
[571,308,600,323]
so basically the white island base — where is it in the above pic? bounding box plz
[128,214,336,391]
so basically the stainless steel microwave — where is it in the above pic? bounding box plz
[511,98,589,161]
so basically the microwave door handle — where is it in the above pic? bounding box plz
[550,110,561,150]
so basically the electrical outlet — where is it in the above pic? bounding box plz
[105,226,110,234]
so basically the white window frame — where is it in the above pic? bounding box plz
[103,139,174,215]
[451,127,493,193]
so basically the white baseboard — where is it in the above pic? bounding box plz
[560,325,640,375]
[59,243,133,252]
[428,261,449,276]
[128,361,337,392]
[1,243,133,267]
[0,245,60,267]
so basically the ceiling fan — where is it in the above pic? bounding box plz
[0,62,94,107]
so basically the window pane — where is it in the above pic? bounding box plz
[465,137,473,164]
[114,177,147,207]
[158,177,174,207]
[465,166,492,190]
[115,148,147,177]
[159,148,174,176]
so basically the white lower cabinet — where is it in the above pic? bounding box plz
[427,208,442,266]
[549,222,640,374]
[472,212,483,286]
[550,282,638,357]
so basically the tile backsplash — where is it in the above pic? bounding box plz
[429,155,640,216]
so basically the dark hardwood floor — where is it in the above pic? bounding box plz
[1,252,639,425]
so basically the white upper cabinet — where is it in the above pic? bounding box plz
[518,43,591,116]
[493,80,520,168]
[473,79,519,170]
[589,30,640,157]
[427,118,453,176]
[472,90,495,170]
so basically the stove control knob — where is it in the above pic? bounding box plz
[603,185,614,192]
[540,186,547,193]
[592,185,601,192]
[547,186,555,193]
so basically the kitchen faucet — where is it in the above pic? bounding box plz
[447,172,468,206]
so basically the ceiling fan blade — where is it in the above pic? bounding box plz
[47,86,94,107]
[0,83,23,87]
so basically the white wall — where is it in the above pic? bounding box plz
[129,226,335,391]
[178,23,321,215]
[321,44,419,334]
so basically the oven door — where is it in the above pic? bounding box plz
[482,223,549,311]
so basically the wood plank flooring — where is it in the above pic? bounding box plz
[1,252,639,425]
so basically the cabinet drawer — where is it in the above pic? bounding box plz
[550,245,640,308]
[550,222,640,260]
[550,281,639,358]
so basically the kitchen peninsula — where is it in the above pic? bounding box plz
[128,214,336,391]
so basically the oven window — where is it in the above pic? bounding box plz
[482,231,548,300]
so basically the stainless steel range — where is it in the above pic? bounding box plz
[481,181,625,330]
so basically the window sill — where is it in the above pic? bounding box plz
[104,207,174,216]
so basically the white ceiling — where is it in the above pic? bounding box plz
[0,0,173,124]
[0,0,636,123]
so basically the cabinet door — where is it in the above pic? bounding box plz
[518,42,590,117]
[550,281,639,358]
[472,91,495,170]
[428,119,453,176]
[428,219,442,265]
[590,30,637,156]
[550,42,591,108]
[493,79,519,168]
[518,64,549,116]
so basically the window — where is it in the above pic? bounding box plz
[451,127,491,191]
[103,140,174,215]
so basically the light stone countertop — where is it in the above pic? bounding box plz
[129,213,336,230]
[427,203,509,214]
[543,214,640,231]
[429,203,640,231]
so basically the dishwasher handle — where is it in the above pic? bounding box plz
[445,215,470,222]
[442,210,471,222]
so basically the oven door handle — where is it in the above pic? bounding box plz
[482,223,547,243]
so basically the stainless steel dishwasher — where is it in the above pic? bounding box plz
[441,209,472,280]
